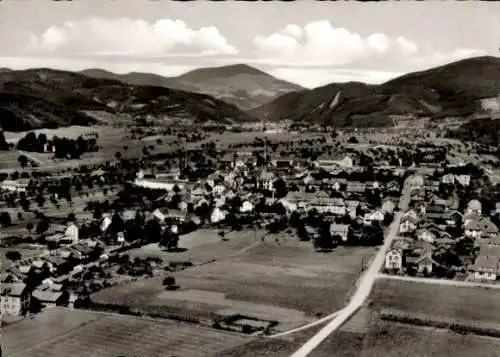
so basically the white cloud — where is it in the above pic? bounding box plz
[253,20,485,70]
[253,21,418,66]
[269,68,404,89]
[25,17,238,57]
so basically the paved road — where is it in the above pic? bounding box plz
[288,177,412,357]
[378,273,500,289]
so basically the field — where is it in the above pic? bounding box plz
[370,278,500,325]
[2,307,250,357]
[360,320,500,357]
[92,233,376,331]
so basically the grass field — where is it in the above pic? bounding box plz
[370,278,500,325]
[2,307,250,357]
[93,235,376,330]
[360,320,500,357]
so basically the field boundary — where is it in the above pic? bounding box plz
[380,308,500,339]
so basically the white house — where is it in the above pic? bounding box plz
[100,216,112,232]
[210,207,226,223]
[240,201,254,213]
[65,223,79,244]
[466,200,482,216]
[381,200,396,214]
[213,185,226,195]
[399,219,417,234]
[363,210,385,225]
[0,283,30,317]
[0,179,29,192]
[385,249,403,273]
[417,229,436,244]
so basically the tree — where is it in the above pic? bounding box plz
[163,276,177,290]
[272,178,288,199]
[5,250,21,261]
[0,131,9,151]
[18,155,28,168]
[36,219,50,235]
[26,222,34,233]
[0,212,12,226]
[17,212,23,221]
[67,212,76,222]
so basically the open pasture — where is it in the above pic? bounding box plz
[2,307,250,357]
[360,320,500,357]
[93,238,376,329]
[370,278,500,325]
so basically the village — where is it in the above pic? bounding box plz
[0,124,498,332]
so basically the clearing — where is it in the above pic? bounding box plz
[92,233,376,331]
[2,307,250,357]
[370,278,500,325]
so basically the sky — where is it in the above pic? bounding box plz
[0,0,499,89]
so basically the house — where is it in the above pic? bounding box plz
[464,218,498,239]
[210,207,226,223]
[0,283,30,316]
[65,223,79,244]
[345,182,366,197]
[441,174,455,185]
[381,199,396,214]
[468,255,500,281]
[405,250,437,275]
[363,210,385,225]
[308,198,344,214]
[455,174,471,187]
[345,200,360,219]
[399,219,417,234]
[32,286,69,307]
[424,180,441,193]
[0,179,29,192]
[213,184,226,196]
[330,224,349,242]
[385,249,403,273]
[257,171,276,191]
[238,200,253,213]
[190,187,205,200]
[417,229,437,244]
[466,200,482,216]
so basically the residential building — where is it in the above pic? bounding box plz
[381,199,396,214]
[466,200,482,216]
[455,175,471,187]
[385,249,403,273]
[0,179,29,192]
[468,256,500,281]
[464,218,498,239]
[330,224,349,242]
[363,210,385,225]
[0,283,30,316]
[65,223,79,244]
[417,229,436,244]
[257,171,276,191]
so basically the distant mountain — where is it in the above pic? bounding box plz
[0,68,255,131]
[250,56,500,127]
[81,64,303,110]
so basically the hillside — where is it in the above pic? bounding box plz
[446,117,500,146]
[251,56,500,127]
[0,68,255,131]
[81,64,303,110]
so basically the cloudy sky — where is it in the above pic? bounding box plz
[1,0,499,88]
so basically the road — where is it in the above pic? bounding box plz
[288,177,412,357]
[378,273,500,289]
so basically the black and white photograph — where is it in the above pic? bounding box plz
[1,0,500,356]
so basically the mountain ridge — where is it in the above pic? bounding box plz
[0,68,256,131]
[79,64,303,110]
[250,56,500,127]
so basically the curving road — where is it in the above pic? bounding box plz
[288,177,412,357]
